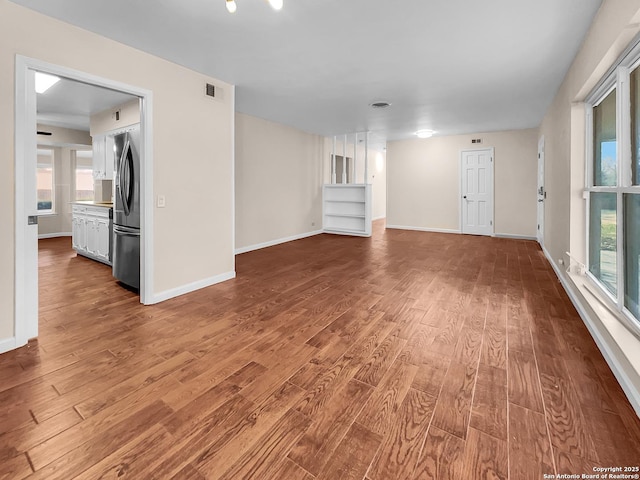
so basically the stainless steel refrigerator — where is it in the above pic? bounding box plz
[113,126,140,290]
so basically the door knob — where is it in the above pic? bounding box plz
[463,196,467,199]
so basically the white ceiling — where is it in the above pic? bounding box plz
[15,0,602,141]
[37,77,137,131]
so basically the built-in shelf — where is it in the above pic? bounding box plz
[323,184,372,237]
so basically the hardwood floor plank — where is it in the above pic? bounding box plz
[508,349,544,413]
[0,453,32,480]
[266,458,315,480]
[539,373,598,462]
[192,381,307,478]
[148,394,255,478]
[216,408,311,480]
[367,388,437,480]
[316,422,382,480]
[72,424,174,479]
[480,301,507,369]
[27,376,178,471]
[356,360,418,436]
[411,352,451,397]
[354,330,407,387]
[27,400,173,479]
[413,426,466,480]
[431,362,477,439]
[460,427,508,480]
[0,408,81,461]
[469,364,507,440]
[508,403,555,479]
[288,379,373,476]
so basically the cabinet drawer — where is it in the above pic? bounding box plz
[85,206,110,218]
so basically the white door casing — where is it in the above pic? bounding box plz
[14,55,154,352]
[460,148,494,236]
[537,136,545,245]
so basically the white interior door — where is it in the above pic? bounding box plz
[537,136,545,245]
[460,148,494,236]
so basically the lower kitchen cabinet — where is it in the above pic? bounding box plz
[72,204,112,265]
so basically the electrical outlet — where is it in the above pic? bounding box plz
[157,195,166,208]
[311,221,315,227]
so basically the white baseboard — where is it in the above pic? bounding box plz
[494,233,537,240]
[38,232,72,239]
[541,246,640,417]
[373,215,386,221]
[235,230,323,255]
[150,270,236,304]
[385,224,460,234]
[0,337,16,354]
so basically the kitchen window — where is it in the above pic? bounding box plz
[586,48,640,325]
[37,148,54,213]
[75,149,94,201]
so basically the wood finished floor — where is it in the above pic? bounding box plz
[1,221,639,479]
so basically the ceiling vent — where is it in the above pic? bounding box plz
[369,101,391,109]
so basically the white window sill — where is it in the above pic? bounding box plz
[37,212,57,217]
[566,270,640,378]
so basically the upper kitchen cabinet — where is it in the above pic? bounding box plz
[92,134,115,180]
[90,98,140,180]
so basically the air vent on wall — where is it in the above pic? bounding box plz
[206,83,215,98]
[471,138,482,144]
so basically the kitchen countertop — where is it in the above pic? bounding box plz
[71,201,113,207]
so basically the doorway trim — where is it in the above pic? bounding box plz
[537,135,545,245]
[14,55,154,349]
[459,147,495,236]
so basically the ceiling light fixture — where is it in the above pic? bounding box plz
[35,72,60,94]
[225,0,283,13]
[415,129,434,139]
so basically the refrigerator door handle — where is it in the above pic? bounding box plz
[118,137,131,216]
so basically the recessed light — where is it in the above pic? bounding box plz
[415,129,434,139]
[35,72,60,94]
[370,101,391,109]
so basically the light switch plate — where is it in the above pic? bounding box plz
[157,195,166,208]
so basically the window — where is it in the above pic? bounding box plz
[587,53,640,326]
[37,148,54,213]
[75,150,94,201]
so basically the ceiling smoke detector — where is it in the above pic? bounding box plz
[370,101,391,109]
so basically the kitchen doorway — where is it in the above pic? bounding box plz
[14,56,154,349]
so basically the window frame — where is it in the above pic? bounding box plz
[586,43,640,330]
[36,147,55,215]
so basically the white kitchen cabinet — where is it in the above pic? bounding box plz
[72,204,112,265]
[92,135,115,180]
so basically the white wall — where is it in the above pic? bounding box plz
[235,113,325,251]
[0,0,234,342]
[386,129,538,237]
[90,98,140,136]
